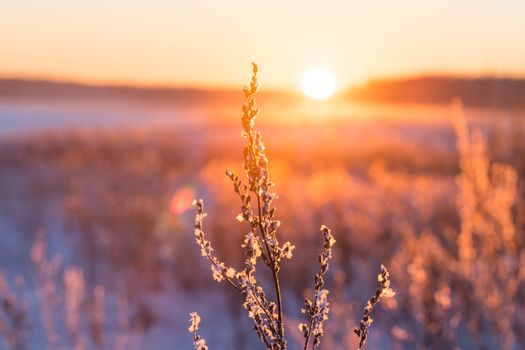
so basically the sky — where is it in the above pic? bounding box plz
[1,1,524,90]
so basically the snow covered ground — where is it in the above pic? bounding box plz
[0,97,523,349]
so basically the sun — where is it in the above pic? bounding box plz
[301,68,335,99]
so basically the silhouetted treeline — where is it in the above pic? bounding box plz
[0,79,295,106]
[346,76,525,109]
[1,77,524,109]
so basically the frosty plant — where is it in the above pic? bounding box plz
[188,63,393,349]
[354,265,395,350]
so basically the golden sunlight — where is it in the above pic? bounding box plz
[301,68,335,99]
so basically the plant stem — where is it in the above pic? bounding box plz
[303,318,314,350]
[256,192,285,346]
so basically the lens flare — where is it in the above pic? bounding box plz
[169,186,195,215]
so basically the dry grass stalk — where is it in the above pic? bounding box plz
[31,229,61,349]
[189,63,299,349]
[0,273,28,350]
[189,312,208,350]
[188,63,394,349]
[299,225,336,349]
[90,286,105,348]
[452,100,519,349]
[64,267,86,350]
[354,265,395,350]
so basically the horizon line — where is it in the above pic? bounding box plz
[2,70,525,93]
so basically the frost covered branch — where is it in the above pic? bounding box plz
[189,64,331,349]
[354,265,395,350]
[188,312,208,350]
[299,225,336,350]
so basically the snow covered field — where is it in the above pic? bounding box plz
[0,97,524,349]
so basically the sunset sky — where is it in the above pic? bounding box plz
[1,1,524,90]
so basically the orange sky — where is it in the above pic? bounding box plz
[1,1,524,91]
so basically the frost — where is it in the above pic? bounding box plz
[188,312,201,333]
